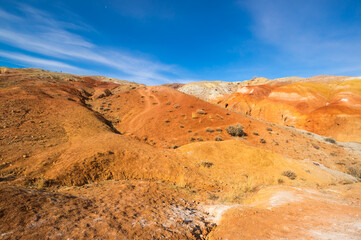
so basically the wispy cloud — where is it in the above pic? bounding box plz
[0,8,21,21]
[239,0,361,76]
[0,50,84,72]
[0,4,188,85]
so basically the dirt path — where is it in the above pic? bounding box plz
[126,87,161,134]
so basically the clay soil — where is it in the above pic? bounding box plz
[0,68,360,239]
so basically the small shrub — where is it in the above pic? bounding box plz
[266,127,272,131]
[201,162,214,168]
[325,137,336,144]
[191,112,198,119]
[347,167,361,179]
[189,137,196,141]
[253,132,259,136]
[216,114,223,120]
[215,136,223,141]
[197,109,206,115]
[164,119,170,123]
[206,128,214,133]
[197,137,203,141]
[226,124,246,137]
[282,170,297,180]
[216,128,222,132]
[312,143,320,149]
[173,104,180,109]
[278,178,284,184]
[260,138,266,144]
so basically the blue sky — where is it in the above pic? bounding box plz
[0,0,361,85]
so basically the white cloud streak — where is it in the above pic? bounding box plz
[0,4,187,85]
[0,50,83,72]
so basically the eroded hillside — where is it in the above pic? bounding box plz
[181,76,361,143]
[0,68,360,239]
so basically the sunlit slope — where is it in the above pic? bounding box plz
[215,77,361,142]
[177,140,355,201]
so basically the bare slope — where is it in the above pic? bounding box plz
[1,68,361,239]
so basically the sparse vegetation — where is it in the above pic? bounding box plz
[201,162,214,168]
[206,128,214,133]
[216,114,223,120]
[253,132,259,136]
[282,170,297,180]
[226,124,246,137]
[260,138,266,144]
[325,137,336,144]
[216,128,222,132]
[312,143,320,149]
[191,112,198,119]
[197,109,206,115]
[347,167,361,180]
[173,104,180,109]
[215,136,223,141]
[267,127,272,131]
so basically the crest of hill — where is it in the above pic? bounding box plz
[178,77,305,101]
[0,67,135,86]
